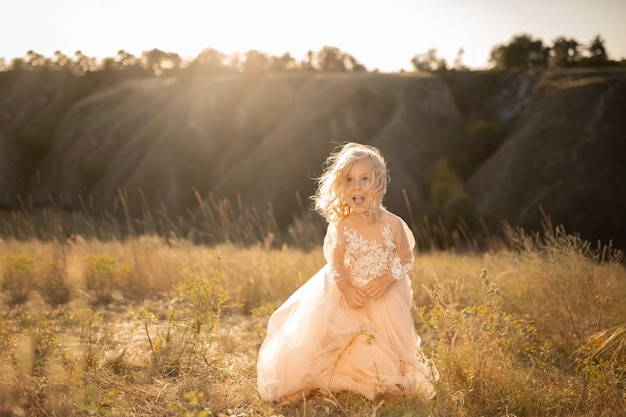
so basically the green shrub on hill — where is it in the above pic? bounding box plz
[422,158,479,235]
[427,158,465,207]
[465,119,503,160]
[80,155,109,186]
[449,119,504,178]
[16,114,58,157]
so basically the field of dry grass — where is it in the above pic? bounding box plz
[0,213,625,416]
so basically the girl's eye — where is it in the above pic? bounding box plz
[347,178,353,183]
[363,177,370,183]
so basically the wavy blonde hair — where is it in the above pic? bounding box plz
[312,142,389,222]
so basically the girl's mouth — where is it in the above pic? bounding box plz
[353,196,365,206]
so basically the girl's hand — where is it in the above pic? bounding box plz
[362,273,395,300]
[337,281,367,309]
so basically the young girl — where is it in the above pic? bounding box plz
[256,142,437,402]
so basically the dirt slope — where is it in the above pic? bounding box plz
[466,69,626,244]
[5,72,462,225]
[1,68,624,247]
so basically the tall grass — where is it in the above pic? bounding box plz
[0,189,326,250]
[0,198,624,416]
[1,187,498,252]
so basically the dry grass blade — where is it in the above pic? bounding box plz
[577,326,626,368]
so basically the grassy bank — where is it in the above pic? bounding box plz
[0,218,624,416]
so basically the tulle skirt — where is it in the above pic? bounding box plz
[256,265,437,402]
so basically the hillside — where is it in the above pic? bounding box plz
[466,69,626,246]
[1,68,624,248]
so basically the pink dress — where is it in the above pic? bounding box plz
[256,210,437,401]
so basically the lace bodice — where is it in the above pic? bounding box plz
[324,211,415,287]
[343,224,395,285]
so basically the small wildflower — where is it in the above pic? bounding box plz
[480,268,488,283]
[67,233,86,245]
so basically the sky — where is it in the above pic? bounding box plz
[2,0,626,72]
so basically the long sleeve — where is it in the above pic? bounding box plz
[323,221,349,286]
[390,216,415,280]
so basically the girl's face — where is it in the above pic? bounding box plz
[344,159,375,214]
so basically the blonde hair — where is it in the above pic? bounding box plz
[312,142,389,222]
